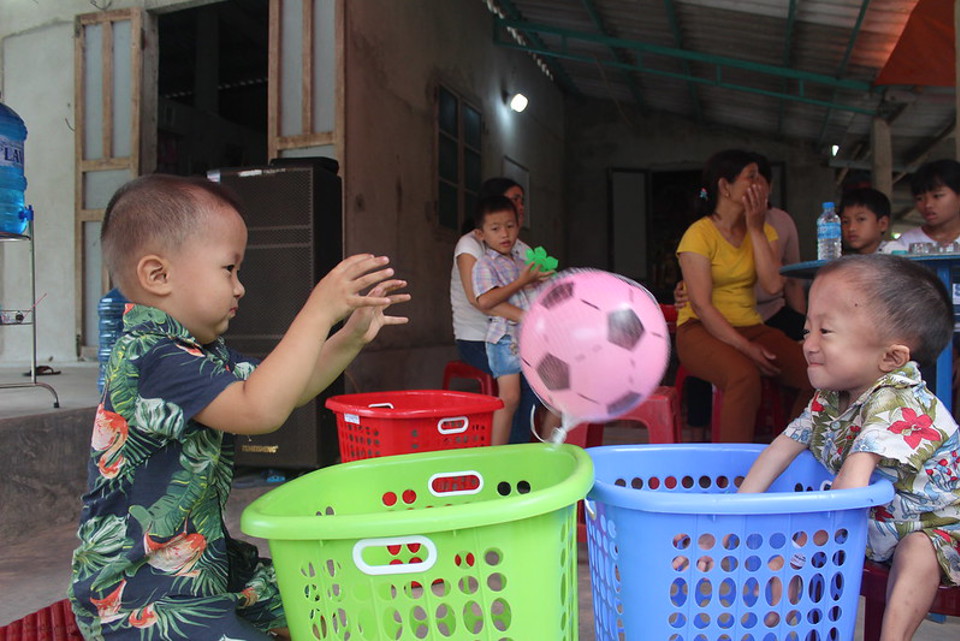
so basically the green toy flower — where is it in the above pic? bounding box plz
[526,246,558,271]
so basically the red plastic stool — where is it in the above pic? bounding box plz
[0,599,82,641]
[564,421,605,448]
[572,389,681,542]
[577,386,681,444]
[860,559,960,641]
[620,386,682,443]
[441,360,498,396]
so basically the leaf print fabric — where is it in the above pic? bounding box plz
[783,362,960,585]
[68,305,284,640]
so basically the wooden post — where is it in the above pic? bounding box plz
[871,117,893,197]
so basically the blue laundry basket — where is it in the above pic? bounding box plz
[585,444,894,641]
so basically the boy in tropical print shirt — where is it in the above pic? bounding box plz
[740,254,960,641]
[68,174,409,640]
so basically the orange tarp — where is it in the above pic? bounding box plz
[874,0,954,87]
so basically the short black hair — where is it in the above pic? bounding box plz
[910,159,960,197]
[101,174,244,294]
[817,254,953,367]
[473,194,517,229]
[839,188,891,221]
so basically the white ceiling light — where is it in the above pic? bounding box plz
[509,93,528,113]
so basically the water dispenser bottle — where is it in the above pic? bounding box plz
[98,288,128,393]
[0,100,30,236]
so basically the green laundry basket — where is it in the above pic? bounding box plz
[241,443,594,640]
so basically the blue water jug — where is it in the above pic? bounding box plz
[98,288,128,394]
[0,101,30,235]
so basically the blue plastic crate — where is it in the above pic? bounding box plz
[585,444,894,641]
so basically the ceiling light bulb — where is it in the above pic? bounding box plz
[831,144,840,157]
[509,93,528,112]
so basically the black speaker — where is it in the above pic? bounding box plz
[211,159,343,469]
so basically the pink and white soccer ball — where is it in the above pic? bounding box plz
[519,269,670,422]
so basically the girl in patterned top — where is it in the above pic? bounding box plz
[740,254,960,641]
[68,174,409,640]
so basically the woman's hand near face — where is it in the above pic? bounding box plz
[743,183,769,230]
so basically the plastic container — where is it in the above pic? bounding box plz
[0,101,30,236]
[97,288,128,393]
[816,201,841,261]
[584,444,894,641]
[326,390,503,461]
[241,443,594,640]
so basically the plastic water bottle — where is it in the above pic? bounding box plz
[816,201,841,261]
[98,288,128,393]
[0,100,30,236]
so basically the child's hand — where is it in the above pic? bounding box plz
[308,254,400,325]
[519,262,553,286]
[342,278,411,344]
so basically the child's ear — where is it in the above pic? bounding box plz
[878,216,890,233]
[879,343,910,372]
[136,254,172,296]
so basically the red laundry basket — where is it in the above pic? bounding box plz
[326,390,503,461]
[0,599,82,641]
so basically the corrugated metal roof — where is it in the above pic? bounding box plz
[487,0,954,216]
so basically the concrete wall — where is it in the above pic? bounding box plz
[564,96,836,277]
[0,0,565,397]
[0,0,193,366]
[0,408,96,541]
[340,0,565,391]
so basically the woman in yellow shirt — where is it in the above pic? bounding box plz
[676,150,812,442]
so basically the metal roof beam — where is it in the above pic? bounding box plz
[776,0,798,135]
[662,0,702,123]
[815,0,872,148]
[493,34,876,115]
[892,119,956,185]
[494,18,874,93]
[828,157,911,172]
[492,0,581,95]
[579,0,647,108]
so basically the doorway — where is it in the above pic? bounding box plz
[608,168,701,302]
[156,0,268,176]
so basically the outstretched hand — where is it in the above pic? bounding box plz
[308,254,404,325]
[342,278,411,344]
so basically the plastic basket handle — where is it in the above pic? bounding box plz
[428,469,484,497]
[583,498,597,520]
[368,402,394,409]
[436,415,469,434]
[352,535,437,576]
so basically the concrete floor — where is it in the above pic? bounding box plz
[0,364,957,640]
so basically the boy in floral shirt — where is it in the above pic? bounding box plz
[68,175,409,640]
[740,254,960,640]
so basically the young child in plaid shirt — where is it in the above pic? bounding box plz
[471,195,554,444]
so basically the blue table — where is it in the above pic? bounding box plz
[782,257,960,413]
